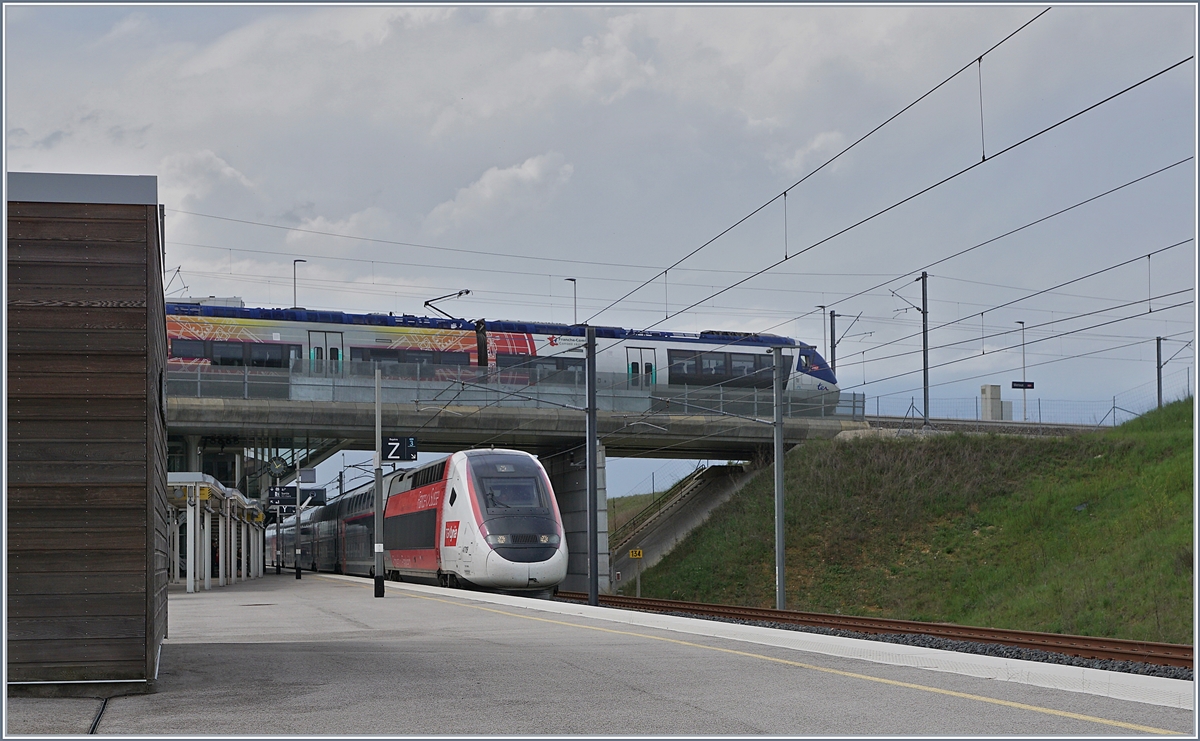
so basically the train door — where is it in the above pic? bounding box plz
[308,331,344,375]
[626,347,657,388]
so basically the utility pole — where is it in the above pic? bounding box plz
[920,272,929,428]
[586,326,599,606]
[772,346,786,611]
[374,366,385,597]
[294,456,302,580]
[1017,320,1027,422]
[816,306,827,362]
[1157,336,1163,409]
[829,310,837,376]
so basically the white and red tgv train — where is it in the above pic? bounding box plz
[266,449,568,592]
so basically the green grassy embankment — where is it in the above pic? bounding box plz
[622,399,1194,644]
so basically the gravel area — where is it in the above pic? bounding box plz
[560,599,1193,681]
[680,611,1194,681]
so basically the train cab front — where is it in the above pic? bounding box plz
[795,346,841,412]
[465,450,568,591]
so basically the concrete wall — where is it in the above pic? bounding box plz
[543,445,609,594]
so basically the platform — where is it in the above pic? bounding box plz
[6,574,1193,735]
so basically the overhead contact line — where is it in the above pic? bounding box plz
[587,7,1053,324]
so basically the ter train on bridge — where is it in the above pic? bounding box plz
[165,302,840,402]
[266,449,568,592]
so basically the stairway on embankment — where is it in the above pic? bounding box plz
[608,463,760,590]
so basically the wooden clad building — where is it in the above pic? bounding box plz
[7,172,168,690]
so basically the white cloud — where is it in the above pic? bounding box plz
[778,131,848,176]
[423,153,574,235]
[159,149,254,205]
[283,207,395,251]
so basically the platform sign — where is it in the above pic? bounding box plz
[1012,381,1035,390]
[384,436,418,461]
[268,486,326,506]
[629,549,643,559]
[270,505,296,516]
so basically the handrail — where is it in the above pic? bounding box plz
[609,466,711,549]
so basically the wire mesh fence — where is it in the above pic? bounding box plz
[868,365,1193,426]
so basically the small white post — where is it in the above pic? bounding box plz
[186,489,196,593]
[170,509,179,584]
[242,519,249,581]
[218,504,227,587]
[203,508,212,591]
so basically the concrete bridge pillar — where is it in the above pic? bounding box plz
[186,435,202,472]
[544,445,609,594]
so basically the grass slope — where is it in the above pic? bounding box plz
[625,399,1194,644]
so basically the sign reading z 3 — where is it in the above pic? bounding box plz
[385,436,418,461]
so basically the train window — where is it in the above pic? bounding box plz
[668,350,699,375]
[701,353,727,375]
[730,354,756,377]
[407,350,434,365]
[439,351,470,366]
[798,354,811,369]
[481,478,542,509]
[496,354,530,368]
[560,359,585,372]
[249,344,287,368]
[756,354,774,370]
[172,339,206,358]
[211,341,245,366]
[468,453,549,513]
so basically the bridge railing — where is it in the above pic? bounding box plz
[166,360,866,420]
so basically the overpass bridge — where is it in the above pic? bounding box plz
[166,362,867,593]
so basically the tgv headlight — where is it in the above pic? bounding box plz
[485,534,560,547]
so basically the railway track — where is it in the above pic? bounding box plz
[555,592,1193,669]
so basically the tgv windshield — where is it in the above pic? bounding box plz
[468,453,551,515]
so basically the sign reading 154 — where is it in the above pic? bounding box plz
[385,436,418,461]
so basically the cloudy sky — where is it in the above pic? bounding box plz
[6,4,1196,493]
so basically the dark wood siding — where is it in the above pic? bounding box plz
[6,200,168,683]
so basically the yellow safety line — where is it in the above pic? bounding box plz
[320,577,1183,735]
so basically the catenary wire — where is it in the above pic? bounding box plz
[587,7,1052,323]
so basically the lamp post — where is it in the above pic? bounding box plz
[1016,321,1027,422]
[565,278,577,324]
[292,259,306,309]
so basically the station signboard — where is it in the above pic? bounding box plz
[384,436,418,461]
[268,486,326,506]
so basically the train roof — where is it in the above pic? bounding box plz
[165,302,801,347]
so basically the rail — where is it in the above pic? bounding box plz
[555,592,1193,669]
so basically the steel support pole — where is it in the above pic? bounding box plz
[829,311,836,376]
[186,490,196,593]
[374,366,385,597]
[586,326,599,606]
[921,272,929,428]
[773,346,786,610]
[1157,337,1163,409]
[274,475,281,574]
[295,460,302,580]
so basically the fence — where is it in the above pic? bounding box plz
[867,366,1194,427]
[166,359,867,421]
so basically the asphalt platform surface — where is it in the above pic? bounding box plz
[5,572,1195,736]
